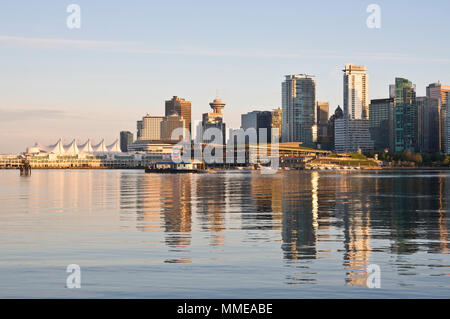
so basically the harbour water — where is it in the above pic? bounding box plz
[0,169,449,298]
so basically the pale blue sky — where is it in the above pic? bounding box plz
[1,0,450,153]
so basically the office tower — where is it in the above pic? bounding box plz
[316,101,329,144]
[327,106,344,148]
[165,96,192,135]
[394,77,417,152]
[334,118,374,153]
[426,82,450,152]
[120,131,133,152]
[446,92,450,155]
[160,113,186,141]
[389,84,396,99]
[282,74,317,146]
[200,98,226,145]
[241,110,272,143]
[137,113,164,141]
[369,98,395,152]
[271,108,282,140]
[416,97,440,153]
[136,120,143,140]
[343,64,369,119]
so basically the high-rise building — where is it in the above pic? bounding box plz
[335,118,374,153]
[160,113,186,141]
[316,101,329,144]
[199,98,226,145]
[369,98,395,152]
[444,92,450,155]
[271,108,282,141]
[120,131,133,153]
[165,96,192,135]
[282,74,317,146]
[137,114,164,141]
[389,84,396,99]
[416,97,440,153]
[343,64,369,120]
[241,110,272,143]
[327,106,344,148]
[394,77,417,152]
[426,82,450,152]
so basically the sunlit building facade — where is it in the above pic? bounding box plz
[282,74,317,146]
[343,64,369,120]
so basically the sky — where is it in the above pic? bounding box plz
[1,0,450,154]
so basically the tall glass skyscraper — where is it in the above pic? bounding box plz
[394,77,417,152]
[281,74,317,146]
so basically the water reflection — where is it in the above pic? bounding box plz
[117,170,449,284]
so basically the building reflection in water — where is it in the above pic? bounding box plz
[118,170,449,281]
[195,174,227,247]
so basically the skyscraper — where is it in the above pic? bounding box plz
[446,92,450,155]
[369,98,395,152]
[394,77,417,152]
[271,108,282,141]
[282,74,317,146]
[137,113,164,141]
[416,97,440,153]
[160,113,185,141]
[343,64,369,120]
[426,82,450,152]
[165,96,192,135]
[120,131,133,152]
[241,110,272,143]
[327,106,344,149]
[316,101,329,144]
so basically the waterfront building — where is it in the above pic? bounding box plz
[416,97,440,153]
[165,96,192,134]
[281,74,317,146]
[199,98,227,145]
[394,77,417,153]
[426,82,450,152]
[271,108,282,140]
[137,114,164,141]
[447,92,450,155]
[160,113,186,141]
[343,64,369,120]
[335,118,374,153]
[241,110,272,143]
[369,98,395,152]
[120,131,133,153]
[327,106,344,149]
[316,101,329,144]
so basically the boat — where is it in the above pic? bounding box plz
[145,160,205,173]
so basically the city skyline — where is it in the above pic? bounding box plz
[2,1,450,153]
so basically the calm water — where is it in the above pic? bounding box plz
[0,169,449,298]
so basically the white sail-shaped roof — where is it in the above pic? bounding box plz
[64,139,79,155]
[28,138,125,155]
[78,139,94,153]
[48,139,65,154]
[106,139,121,152]
[93,139,107,152]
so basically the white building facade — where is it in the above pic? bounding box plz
[343,64,369,120]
